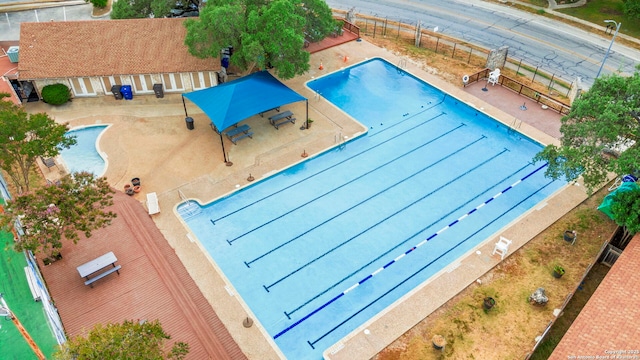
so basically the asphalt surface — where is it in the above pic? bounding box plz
[0,2,96,42]
[2,0,640,87]
[326,0,640,87]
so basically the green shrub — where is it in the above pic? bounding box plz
[88,0,108,8]
[41,83,71,105]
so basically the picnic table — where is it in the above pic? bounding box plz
[259,106,280,117]
[225,124,253,144]
[77,251,121,287]
[268,110,296,129]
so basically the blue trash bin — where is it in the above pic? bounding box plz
[120,85,133,100]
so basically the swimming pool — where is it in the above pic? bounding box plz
[180,59,565,359]
[59,125,109,177]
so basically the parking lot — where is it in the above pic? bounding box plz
[0,2,97,41]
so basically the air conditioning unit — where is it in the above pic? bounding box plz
[7,46,19,63]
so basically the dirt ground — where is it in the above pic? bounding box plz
[362,33,619,359]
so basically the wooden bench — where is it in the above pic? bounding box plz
[273,117,296,130]
[84,265,122,288]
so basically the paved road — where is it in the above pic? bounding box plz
[3,0,639,87]
[0,3,95,41]
[327,0,640,87]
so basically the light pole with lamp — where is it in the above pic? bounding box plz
[595,20,621,79]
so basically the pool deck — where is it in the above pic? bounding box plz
[28,39,589,360]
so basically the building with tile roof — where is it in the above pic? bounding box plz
[17,18,220,99]
[549,234,640,359]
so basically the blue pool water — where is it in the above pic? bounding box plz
[179,59,565,359]
[60,125,108,177]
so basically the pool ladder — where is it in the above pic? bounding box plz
[397,58,407,74]
[335,132,347,150]
[508,118,522,134]
[177,189,201,219]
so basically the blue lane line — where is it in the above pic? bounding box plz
[272,162,548,340]
[307,177,556,349]
[210,112,447,225]
[264,145,506,293]
[232,123,466,246]
[281,161,533,319]
[247,135,487,270]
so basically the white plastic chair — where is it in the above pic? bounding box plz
[492,236,512,260]
[487,68,500,86]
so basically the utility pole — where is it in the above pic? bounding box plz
[0,294,46,360]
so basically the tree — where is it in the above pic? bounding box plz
[184,0,336,79]
[0,172,117,258]
[54,319,189,360]
[623,0,640,19]
[533,67,640,194]
[0,93,77,194]
[111,0,175,19]
[610,186,640,234]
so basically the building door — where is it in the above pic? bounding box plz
[69,77,96,97]
[190,72,216,90]
[162,73,184,92]
[132,74,154,94]
[101,76,122,95]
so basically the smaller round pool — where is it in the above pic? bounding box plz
[59,125,109,177]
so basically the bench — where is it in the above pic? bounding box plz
[147,192,160,215]
[24,266,41,301]
[225,124,250,139]
[41,156,58,171]
[230,131,254,144]
[268,110,293,125]
[84,265,121,288]
[259,106,280,117]
[273,117,296,130]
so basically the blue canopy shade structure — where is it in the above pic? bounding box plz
[182,71,307,132]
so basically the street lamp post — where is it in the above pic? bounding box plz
[595,20,621,79]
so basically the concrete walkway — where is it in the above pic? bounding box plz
[25,38,590,360]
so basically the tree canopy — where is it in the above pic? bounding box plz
[0,93,76,194]
[0,172,116,258]
[111,0,176,19]
[184,0,338,79]
[533,67,640,194]
[54,319,189,360]
[609,185,640,234]
[624,0,640,19]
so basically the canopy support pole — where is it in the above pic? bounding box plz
[220,132,229,163]
[181,95,188,117]
[305,99,309,129]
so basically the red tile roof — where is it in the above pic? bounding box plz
[18,18,219,79]
[549,234,640,358]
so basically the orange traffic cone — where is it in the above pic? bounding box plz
[343,55,348,63]
[319,62,324,70]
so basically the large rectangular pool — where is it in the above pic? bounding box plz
[179,58,565,359]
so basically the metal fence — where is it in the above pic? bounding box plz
[337,11,576,101]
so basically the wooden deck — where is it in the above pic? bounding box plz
[306,29,359,54]
[38,191,247,360]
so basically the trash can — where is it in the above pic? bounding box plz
[153,83,164,98]
[120,85,133,100]
[111,85,123,100]
[185,117,194,130]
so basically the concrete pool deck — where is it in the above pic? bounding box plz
[27,39,589,359]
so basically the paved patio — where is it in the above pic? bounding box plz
[29,39,588,360]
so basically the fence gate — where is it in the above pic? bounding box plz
[601,244,622,267]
